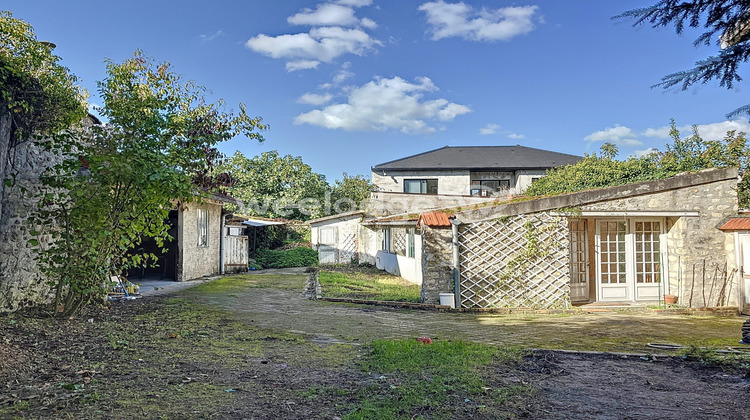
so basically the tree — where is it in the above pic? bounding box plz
[525,119,750,205]
[224,151,328,220]
[616,1,750,117]
[31,51,267,317]
[0,11,86,215]
[329,172,373,213]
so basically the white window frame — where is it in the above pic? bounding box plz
[197,208,209,247]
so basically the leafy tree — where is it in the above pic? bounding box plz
[616,1,750,117]
[525,120,749,206]
[224,150,328,220]
[31,51,267,317]
[329,172,373,213]
[0,11,86,215]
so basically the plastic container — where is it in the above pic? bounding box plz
[439,293,456,309]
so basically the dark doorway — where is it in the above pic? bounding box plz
[126,210,178,280]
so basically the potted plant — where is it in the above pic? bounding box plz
[664,294,678,304]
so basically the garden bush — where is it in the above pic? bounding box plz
[255,246,318,269]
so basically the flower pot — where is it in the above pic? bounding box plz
[664,294,678,304]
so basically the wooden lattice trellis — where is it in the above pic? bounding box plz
[458,213,571,309]
[339,233,358,263]
[392,228,407,256]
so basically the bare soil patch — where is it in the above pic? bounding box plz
[1,273,749,419]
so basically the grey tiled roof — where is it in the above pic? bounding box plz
[372,146,581,171]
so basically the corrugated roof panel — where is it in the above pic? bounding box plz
[718,218,750,231]
[417,212,452,227]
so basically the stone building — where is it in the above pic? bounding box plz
[421,167,743,311]
[0,113,242,312]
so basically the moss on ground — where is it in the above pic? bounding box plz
[319,270,421,302]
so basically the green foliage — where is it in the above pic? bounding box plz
[329,172,373,212]
[525,120,750,207]
[30,51,266,317]
[223,150,328,220]
[616,1,750,117]
[318,269,422,302]
[0,11,87,141]
[222,151,371,220]
[255,246,318,269]
[347,339,528,419]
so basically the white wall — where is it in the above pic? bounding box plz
[371,168,549,201]
[372,170,471,195]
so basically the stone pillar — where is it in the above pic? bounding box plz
[420,225,454,304]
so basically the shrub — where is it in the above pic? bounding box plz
[255,246,318,269]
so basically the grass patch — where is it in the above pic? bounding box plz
[189,274,307,294]
[345,339,531,419]
[319,270,421,303]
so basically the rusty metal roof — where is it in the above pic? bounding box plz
[718,217,750,231]
[417,212,452,227]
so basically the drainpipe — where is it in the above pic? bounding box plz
[451,219,461,309]
[220,213,228,275]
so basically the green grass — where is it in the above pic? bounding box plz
[344,339,531,419]
[188,274,307,293]
[319,270,421,303]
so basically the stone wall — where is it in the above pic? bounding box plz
[420,225,454,304]
[177,201,223,281]
[0,138,60,311]
[0,120,87,312]
[581,176,738,307]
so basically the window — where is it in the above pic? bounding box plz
[407,228,415,258]
[381,228,391,252]
[470,179,510,196]
[197,209,208,247]
[404,179,438,194]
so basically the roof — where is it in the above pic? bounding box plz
[306,210,365,225]
[718,217,750,231]
[242,218,285,227]
[372,145,581,172]
[417,212,453,227]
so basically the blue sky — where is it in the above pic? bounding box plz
[6,1,750,181]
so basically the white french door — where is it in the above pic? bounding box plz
[596,218,665,302]
[569,219,589,302]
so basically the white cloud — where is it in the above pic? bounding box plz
[247,1,379,70]
[584,125,643,146]
[694,119,750,139]
[632,148,659,158]
[288,3,360,27]
[643,126,671,139]
[643,119,750,141]
[360,17,377,29]
[479,123,500,135]
[336,0,372,6]
[199,30,224,43]
[507,132,525,139]
[297,93,333,105]
[418,1,540,42]
[246,27,380,65]
[286,60,321,72]
[294,76,471,134]
[334,69,354,83]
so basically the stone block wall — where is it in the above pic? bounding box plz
[0,133,68,311]
[420,225,454,304]
[581,176,738,307]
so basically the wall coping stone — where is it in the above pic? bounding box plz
[457,167,739,224]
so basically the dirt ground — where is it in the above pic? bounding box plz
[1,272,749,419]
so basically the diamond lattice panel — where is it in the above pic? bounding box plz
[458,213,570,309]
